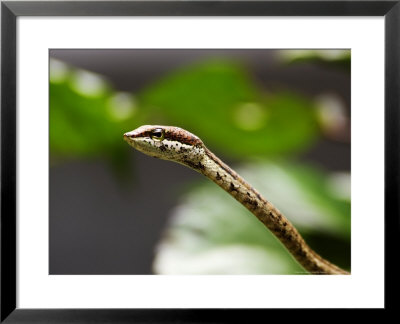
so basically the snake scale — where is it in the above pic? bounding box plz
[124,125,349,275]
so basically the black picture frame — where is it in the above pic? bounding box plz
[1,0,398,321]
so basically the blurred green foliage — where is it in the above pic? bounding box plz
[50,51,351,274]
[50,67,146,174]
[141,61,319,156]
[281,49,351,71]
[140,61,317,156]
[50,58,321,165]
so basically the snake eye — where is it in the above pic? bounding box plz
[151,128,164,141]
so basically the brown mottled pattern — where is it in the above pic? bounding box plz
[128,125,202,146]
[166,127,203,146]
[125,125,349,275]
[199,148,349,275]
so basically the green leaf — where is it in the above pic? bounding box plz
[49,62,147,173]
[140,60,319,157]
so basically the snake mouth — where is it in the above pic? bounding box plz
[123,133,136,146]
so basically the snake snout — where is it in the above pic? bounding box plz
[123,132,137,145]
[124,130,138,139]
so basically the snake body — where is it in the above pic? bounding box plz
[124,125,349,275]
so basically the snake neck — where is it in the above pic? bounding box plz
[185,146,348,275]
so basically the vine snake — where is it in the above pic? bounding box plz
[124,125,349,275]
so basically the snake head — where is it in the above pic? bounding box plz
[124,125,205,164]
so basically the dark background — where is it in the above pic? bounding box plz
[49,49,350,274]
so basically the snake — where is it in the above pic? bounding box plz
[124,125,349,275]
